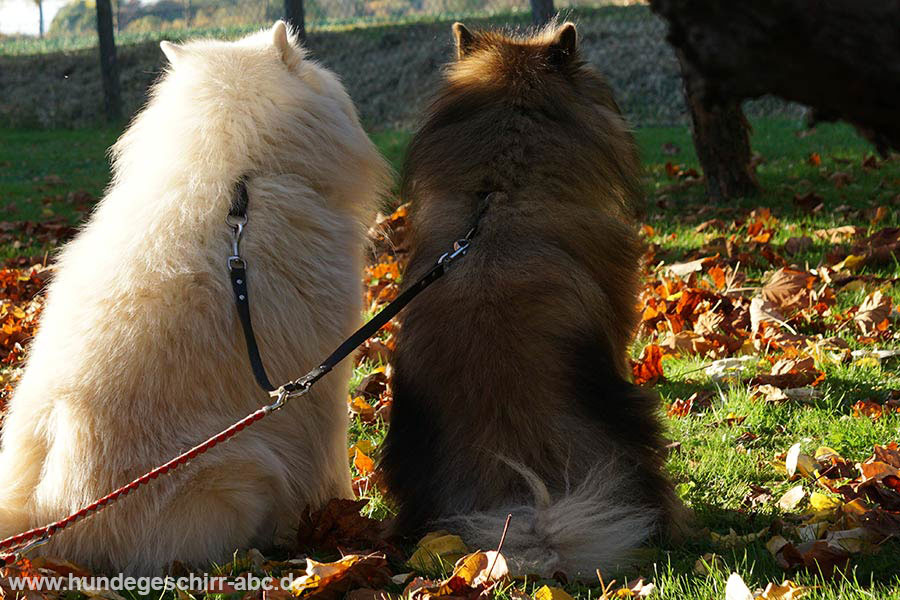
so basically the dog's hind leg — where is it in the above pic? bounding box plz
[0,410,48,539]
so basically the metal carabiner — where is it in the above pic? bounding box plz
[437,238,471,267]
[266,368,321,412]
[8,534,51,563]
[226,215,248,271]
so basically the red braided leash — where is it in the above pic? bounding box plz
[0,405,271,566]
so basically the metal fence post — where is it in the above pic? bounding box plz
[284,0,306,41]
[95,0,123,121]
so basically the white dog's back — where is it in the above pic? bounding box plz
[0,22,388,574]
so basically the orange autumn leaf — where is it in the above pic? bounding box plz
[632,344,665,386]
[366,258,400,281]
[353,448,375,476]
[666,391,713,418]
[852,401,884,420]
[708,265,727,290]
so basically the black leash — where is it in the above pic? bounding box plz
[228,179,276,392]
[227,180,492,405]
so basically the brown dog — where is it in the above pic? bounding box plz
[379,22,682,578]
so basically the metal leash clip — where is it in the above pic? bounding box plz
[7,534,51,564]
[437,238,471,268]
[226,214,248,270]
[266,366,326,412]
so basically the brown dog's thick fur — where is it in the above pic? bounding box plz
[379,22,681,577]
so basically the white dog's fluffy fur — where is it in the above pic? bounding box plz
[0,22,387,574]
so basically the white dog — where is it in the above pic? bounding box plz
[0,22,387,574]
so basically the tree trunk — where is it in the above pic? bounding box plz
[284,0,306,42]
[95,0,122,122]
[530,0,554,25]
[678,51,757,201]
[38,0,44,38]
[649,0,900,153]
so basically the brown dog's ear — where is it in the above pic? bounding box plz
[547,22,577,67]
[452,22,476,60]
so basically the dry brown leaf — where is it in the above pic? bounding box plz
[290,554,392,600]
[813,226,861,243]
[296,498,392,556]
[666,257,714,278]
[750,297,786,334]
[783,236,813,255]
[762,268,814,313]
[853,291,891,336]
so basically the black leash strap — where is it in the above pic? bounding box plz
[228,179,276,392]
[228,183,493,406]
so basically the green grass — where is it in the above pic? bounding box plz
[1,119,899,598]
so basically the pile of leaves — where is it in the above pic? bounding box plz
[632,208,899,396]
[0,266,47,410]
[745,442,900,577]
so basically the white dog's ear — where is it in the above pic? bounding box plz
[160,41,186,65]
[272,21,294,64]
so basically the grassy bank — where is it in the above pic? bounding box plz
[0,5,802,130]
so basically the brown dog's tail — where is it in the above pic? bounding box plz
[435,461,659,580]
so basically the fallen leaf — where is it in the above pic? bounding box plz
[692,553,726,576]
[534,586,574,600]
[290,553,392,600]
[296,498,392,556]
[778,486,807,512]
[783,236,813,255]
[407,532,468,572]
[451,551,508,587]
[706,357,757,382]
[853,291,891,336]
[759,580,809,600]
[632,344,666,386]
[666,257,714,278]
[762,268,814,314]
[349,396,376,422]
[750,296,787,334]
[725,572,753,600]
[814,226,861,243]
[851,401,884,420]
[786,443,818,478]
[353,448,375,476]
